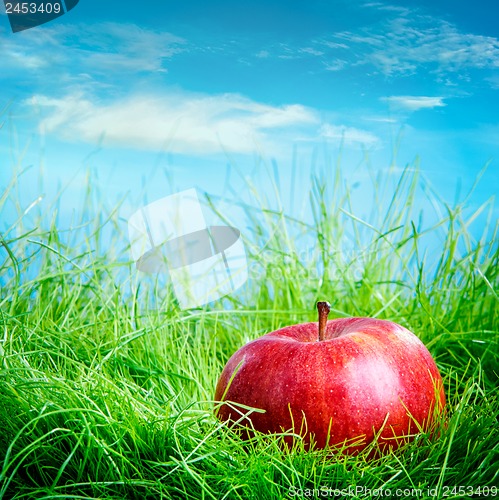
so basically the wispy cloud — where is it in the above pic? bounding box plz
[485,74,499,89]
[252,42,325,62]
[319,123,380,147]
[382,96,446,111]
[255,49,270,58]
[244,5,499,88]
[75,23,186,73]
[363,115,398,124]
[1,22,187,77]
[324,59,347,72]
[363,2,411,15]
[27,91,319,155]
[25,89,380,155]
[319,8,499,82]
[2,28,65,71]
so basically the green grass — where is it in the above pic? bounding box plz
[0,160,498,500]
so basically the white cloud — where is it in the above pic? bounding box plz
[26,90,382,155]
[363,115,398,124]
[27,91,319,155]
[253,42,326,62]
[1,27,66,70]
[320,123,380,147]
[321,41,349,50]
[382,96,446,111]
[324,59,347,71]
[75,23,186,73]
[320,11,499,80]
[363,2,411,15]
[485,74,499,89]
[1,22,186,75]
[255,50,270,58]
[299,47,324,56]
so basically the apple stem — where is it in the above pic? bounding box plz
[317,301,331,341]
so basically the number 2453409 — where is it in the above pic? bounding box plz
[5,2,62,14]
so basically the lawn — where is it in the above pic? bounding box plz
[0,163,498,499]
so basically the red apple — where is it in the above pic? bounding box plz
[215,302,445,454]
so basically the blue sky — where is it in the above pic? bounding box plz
[1,0,498,243]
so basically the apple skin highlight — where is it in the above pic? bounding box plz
[214,316,446,454]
